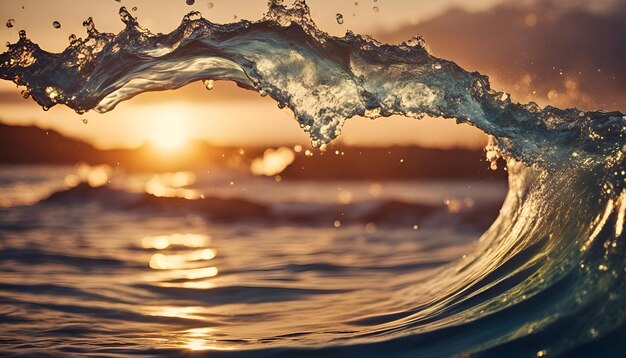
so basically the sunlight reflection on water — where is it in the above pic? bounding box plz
[142,233,211,249]
[0,167,513,355]
[144,171,201,199]
[143,234,218,284]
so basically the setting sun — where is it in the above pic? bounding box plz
[148,114,190,151]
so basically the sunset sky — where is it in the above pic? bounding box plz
[0,0,623,149]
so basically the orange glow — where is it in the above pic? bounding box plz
[148,113,191,152]
[144,171,200,199]
[141,233,211,250]
[64,163,112,188]
[149,251,217,270]
[250,147,295,176]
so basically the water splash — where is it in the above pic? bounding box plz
[0,2,623,168]
[336,13,344,24]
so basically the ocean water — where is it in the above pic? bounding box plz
[1,0,626,356]
[1,165,507,356]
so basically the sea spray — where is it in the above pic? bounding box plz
[0,2,623,168]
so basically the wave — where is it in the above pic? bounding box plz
[1,1,625,356]
[1,3,624,165]
[39,183,500,231]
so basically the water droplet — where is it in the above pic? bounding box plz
[53,21,61,29]
[45,86,59,100]
[354,1,359,5]
[132,6,138,11]
[207,2,214,9]
[82,118,88,124]
[536,349,547,357]
[373,6,379,12]
[333,220,341,228]
[83,17,98,35]
[336,13,344,24]
[186,0,195,5]
[598,264,608,271]
[413,225,419,230]
[186,11,202,21]
[6,19,15,29]
[203,79,214,90]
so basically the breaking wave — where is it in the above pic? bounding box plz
[1,1,625,356]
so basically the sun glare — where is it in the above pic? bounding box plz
[148,115,190,151]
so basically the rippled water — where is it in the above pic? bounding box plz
[0,166,504,355]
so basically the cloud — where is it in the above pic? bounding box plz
[378,0,626,112]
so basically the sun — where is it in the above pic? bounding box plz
[148,115,190,152]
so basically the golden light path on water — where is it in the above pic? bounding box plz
[141,233,222,350]
[128,224,477,352]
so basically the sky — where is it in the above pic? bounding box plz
[0,0,624,149]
